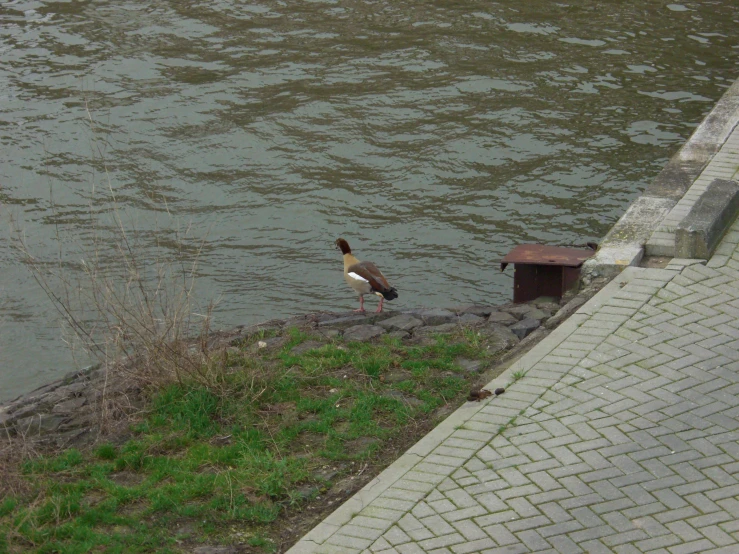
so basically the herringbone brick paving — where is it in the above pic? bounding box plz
[291,227,739,553]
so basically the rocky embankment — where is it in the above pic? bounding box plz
[0,288,597,449]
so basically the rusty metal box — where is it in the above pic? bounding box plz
[500,244,595,304]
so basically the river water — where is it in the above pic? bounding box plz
[1,0,738,402]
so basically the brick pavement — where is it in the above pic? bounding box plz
[288,130,739,554]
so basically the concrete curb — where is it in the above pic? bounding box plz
[585,76,739,276]
[675,178,739,258]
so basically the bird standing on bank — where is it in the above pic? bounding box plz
[335,238,398,313]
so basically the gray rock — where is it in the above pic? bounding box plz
[57,382,88,396]
[242,322,283,337]
[510,317,541,339]
[406,308,456,325]
[413,323,459,337]
[487,311,518,326]
[250,336,285,352]
[25,380,64,398]
[318,314,374,329]
[480,323,520,352]
[387,330,410,341]
[372,310,399,323]
[456,358,484,374]
[525,308,551,321]
[282,315,314,328]
[343,324,386,342]
[501,304,532,320]
[455,305,495,317]
[422,308,457,325]
[3,398,32,415]
[458,313,485,326]
[10,402,44,421]
[314,328,342,340]
[53,428,89,448]
[63,364,100,383]
[85,368,105,382]
[15,414,66,435]
[58,413,95,433]
[290,340,326,356]
[378,314,423,331]
[52,397,87,414]
[311,312,348,323]
[533,301,561,314]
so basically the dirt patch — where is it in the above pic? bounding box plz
[640,255,671,268]
[273,412,470,551]
[109,470,146,488]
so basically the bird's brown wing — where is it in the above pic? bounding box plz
[346,261,391,293]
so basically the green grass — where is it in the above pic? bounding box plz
[0,327,495,553]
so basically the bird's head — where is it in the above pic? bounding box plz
[335,238,351,254]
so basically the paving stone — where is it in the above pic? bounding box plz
[384,526,411,546]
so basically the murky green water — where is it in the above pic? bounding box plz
[1,0,738,401]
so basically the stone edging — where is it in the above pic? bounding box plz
[584,76,739,276]
[1,294,592,447]
[675,178,739,258]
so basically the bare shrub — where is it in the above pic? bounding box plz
[0,429,33,500]
[8,101,221,394]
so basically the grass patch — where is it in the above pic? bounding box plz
[511,369,526,382]
[0,327,495,553]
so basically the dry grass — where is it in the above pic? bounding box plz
[8,101,221,398]
[0,434,31,500]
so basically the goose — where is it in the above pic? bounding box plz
[335,238,398,313]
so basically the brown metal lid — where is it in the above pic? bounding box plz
[500,244,595,271]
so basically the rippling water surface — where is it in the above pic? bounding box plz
[1,0,738,401]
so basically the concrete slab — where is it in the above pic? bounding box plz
[675,178,739,259]
[583,196,674,276]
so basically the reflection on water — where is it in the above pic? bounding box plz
[1,0,738,401]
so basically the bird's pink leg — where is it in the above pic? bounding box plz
[375,297,384,313]
[354,296,365,313]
